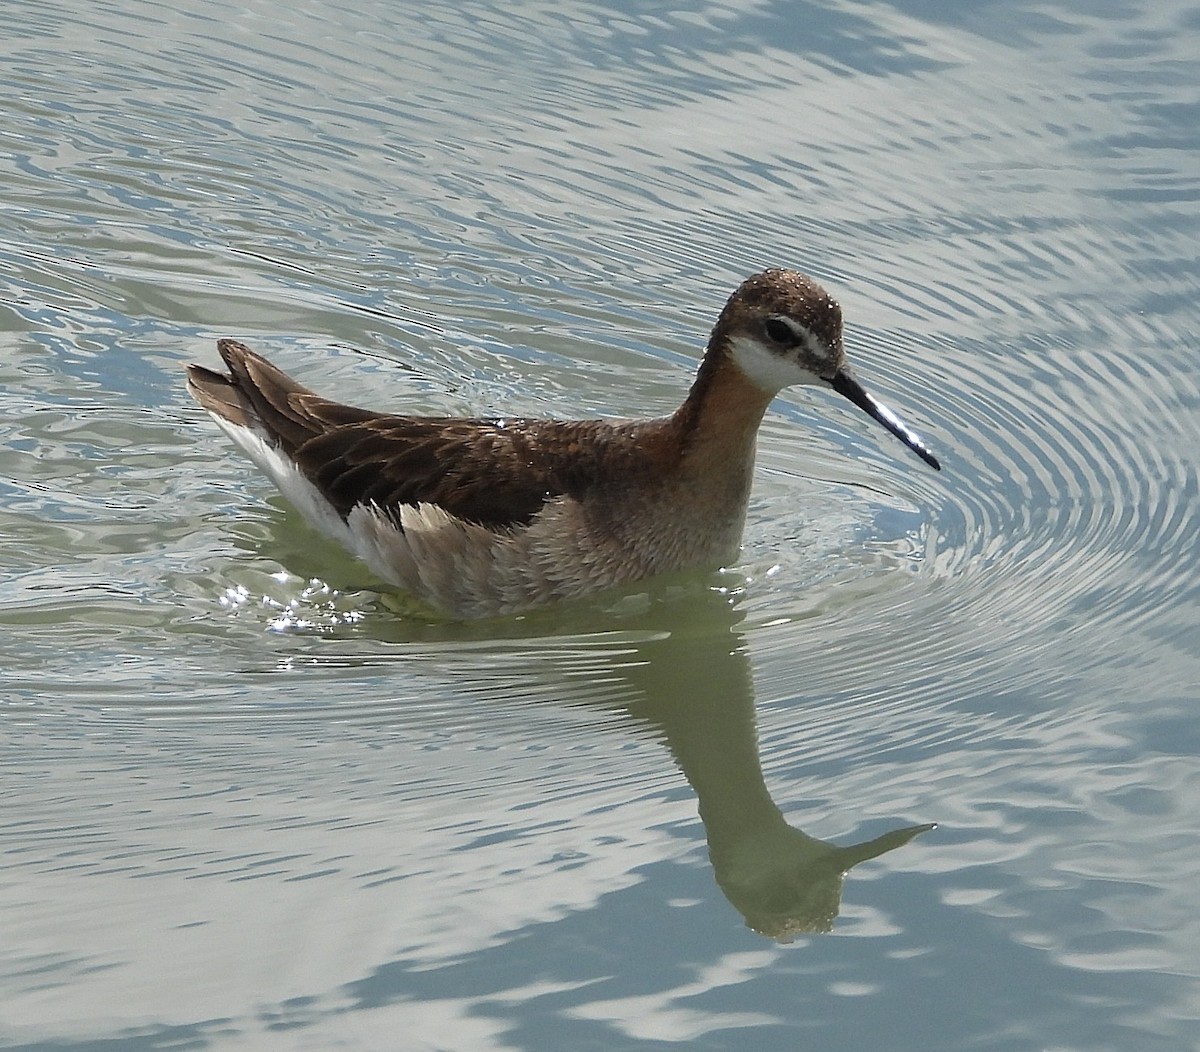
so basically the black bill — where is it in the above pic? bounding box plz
[829,368,941,471]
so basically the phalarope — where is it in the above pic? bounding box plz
[188,269,939,618]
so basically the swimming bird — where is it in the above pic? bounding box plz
[187,269,939,619]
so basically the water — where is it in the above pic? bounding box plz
[2,0,1198,1048]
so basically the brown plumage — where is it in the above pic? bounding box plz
[188,341,682,530]
[187,269,939,618]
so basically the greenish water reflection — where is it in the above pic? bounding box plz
[613,597,933,938]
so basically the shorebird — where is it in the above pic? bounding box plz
[187,269,939,619]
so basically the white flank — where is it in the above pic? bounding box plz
[209,416,354,548]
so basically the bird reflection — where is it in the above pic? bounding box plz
[306,561,933,939]
[583,588,932,939]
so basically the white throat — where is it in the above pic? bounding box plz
[727,334,827,395]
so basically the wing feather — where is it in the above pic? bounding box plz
[188,340,636,531]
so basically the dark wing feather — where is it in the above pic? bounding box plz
[295,416,583,528]
[188,339,620,530]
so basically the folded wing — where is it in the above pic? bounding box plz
[186,339,594,531]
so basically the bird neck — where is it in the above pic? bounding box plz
[671,345,777,472]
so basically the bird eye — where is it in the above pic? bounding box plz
[764,317,799,346]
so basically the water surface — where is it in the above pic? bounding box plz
[1,0,1198,1049]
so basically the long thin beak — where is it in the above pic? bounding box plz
[829,368,941,471]
[832,822,937,870]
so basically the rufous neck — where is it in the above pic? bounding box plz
[673,348,777,462]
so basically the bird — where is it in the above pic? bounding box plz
[187,269,940,619]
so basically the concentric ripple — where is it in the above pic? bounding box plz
[741,269,1198,727]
